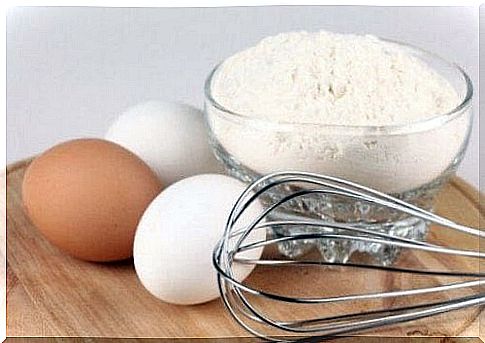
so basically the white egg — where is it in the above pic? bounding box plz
[133,174,265,305]
[105,101,222,185]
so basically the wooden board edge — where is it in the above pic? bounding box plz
[5,157,484,207]
[450,178,484,216]
[6,158,33,175]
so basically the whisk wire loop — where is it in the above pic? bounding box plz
[213,172,484,341]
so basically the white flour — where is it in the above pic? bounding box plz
[207,31,469,194]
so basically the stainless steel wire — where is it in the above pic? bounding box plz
[213,171,484,341]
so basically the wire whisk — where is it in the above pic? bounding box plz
[213,171,484,341]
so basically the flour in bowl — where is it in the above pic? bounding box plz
[206,31,470,194]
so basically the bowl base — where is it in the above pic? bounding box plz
[210,135,458,266]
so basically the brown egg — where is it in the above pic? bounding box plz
[22,138,162,262]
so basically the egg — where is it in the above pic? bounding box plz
[22,139,162,262]
[105,101,222,185]
[133,174,265,305]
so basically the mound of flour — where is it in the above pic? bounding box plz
[208,31,468,194]
[212,31,458,125]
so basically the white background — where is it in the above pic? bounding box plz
[6,6,479,188]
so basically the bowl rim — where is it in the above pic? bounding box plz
[204,37,473,135]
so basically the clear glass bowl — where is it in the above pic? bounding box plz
[204,39,473,266]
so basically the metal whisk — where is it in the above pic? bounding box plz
[213,171,484,341]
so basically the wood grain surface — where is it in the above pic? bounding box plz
[5,159,484,340]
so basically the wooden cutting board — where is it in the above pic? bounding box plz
[5,158,485,340]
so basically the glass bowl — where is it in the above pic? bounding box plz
[204,39,473,266]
